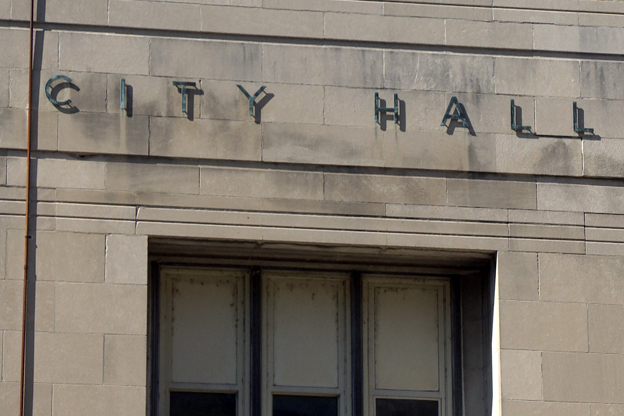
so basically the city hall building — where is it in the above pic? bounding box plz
[2,0,624,415]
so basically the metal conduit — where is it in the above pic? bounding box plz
[20,0,37,412]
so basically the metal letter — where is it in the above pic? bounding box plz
[120,78,127,112]
[573,102,594,135]
[374,92,399,124]
[237,85,266,117]
[441,96,469,128]
[510,99,531,133]
[45,75,72,107]
[172,81,197,115]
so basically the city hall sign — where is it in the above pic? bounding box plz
[44,74,596,136]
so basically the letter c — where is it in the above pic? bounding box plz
[45,75,73,106]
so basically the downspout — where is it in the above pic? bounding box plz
[20,0,36,412]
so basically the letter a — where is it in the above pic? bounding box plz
[440,96,469,128]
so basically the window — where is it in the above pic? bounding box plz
[155,266,461,416]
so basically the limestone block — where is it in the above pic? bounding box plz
[0,229,5,279]
[0,69,8,108]
[495,57,580,98]
[56,203,136,221]
[0,108,28,150]
[136,192,263,212]
[59,32,149,75]
[384,2,491,20]
[33,281,55,332]
[578,99,624,139]
[149,117,261,161]
[106,162,199,195]
[0,383,19,415]
[109,0,201,31]
[262,198,386,217]
[263,44,383,88]
[0,280,22,330]
[5,229,25,281]
[44,0,107,25]
[500,349,542,400]
[387,232,507,251]
[495,135,583,177]
[501,400,590,416]
[588,304,624,354]
[56,218,136,235]
[497,252,538,301]
[539,253,624,304]
[500,300,588,352]
[33,332,103,384]
[200,167,323,199]
[533,97,574,136]
[0,0,9,19]
[509,224,584,240]
[136,221,263,240]
[0,28,57,70]
[384,51,495,93]
[543,352,624,403]
[580,12,624,29]
[104,335,147,386]
[9,157,106,190]
[52,385,146,416]
[448,178,536,209]
[446,20,533,50]
[384,130,496,173]
[535,25,624,55]
[262,123,384,167]
[150,38,261,80]
[325,88,445,131]
[581,61,624,101]
[592,404,624,416]
[509,238,585,254]
[55,188,136,206]
[201,5,323,38]
[387,218,507,237]
[55,282,147,334]
[493,8,578,25]
[586,227,624,243]
[58,113,149,156]
[325,13,444,44]
[324,173,446,205]
[36,231,105,282]
[263,0,382,13]
[580,0,624,13]
[586,213,624,229]
[262,226,387,247]
[493,0,578,10]
[386,204,508,222]
[201,81,324,124]
[105,235,148,285]
[538,183,624,214]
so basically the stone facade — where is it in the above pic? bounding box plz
[2,0,624,415]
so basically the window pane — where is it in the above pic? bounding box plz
[170,392,236,416]
[273,395,338,416]
[376,398,438,416]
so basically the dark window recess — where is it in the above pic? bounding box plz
[170,392,236,416]
[273,395,338,416]
[376,398,439,416]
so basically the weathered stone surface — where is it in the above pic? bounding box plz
[151,38,261,80]
[55,282,147,334]
[579,12,624,28]
[384,130,496,173]
[497,252,538,301]
[325,173,446,205]
[450,94,534,135]
[446,20,533,50]
[200,167,323,200]
[540,253,624,304]
[58,113,149,156]
[496,135,582,177]
[263,45,383,88]
[493,8,578,24]
[543,352,624,403]
[36,231,105,282]
[509,224,584,240]
[52,385,146,416]
[588,304,624,354]
[105,235,147,285]
[495,57,580,98]
[538,183,624,214]
[581,61,624,100]
[59,32,149,75]
[500,300,588,352]
[592,404,624,416]
[387,204,508,222]
[501,400,590,416]
[149,117,261,161]
[109,0,201,31]
[500,349,542,400]
[534,97,574,137]
[535,25,624,55]
[509,238,585,254]
[106,162,199,195]
[325,13,444,44]
[579,99,624,140]
[384,2,491,20]
[586,227,624,243]
[44,0,108,25]
[494,0,578,11]
[384,52,495,93]
[264,0,382,13]
[586,213,624,229]
[104,335,147,386]
[201,5,323,38]
[448,179,537,209]
[262,123,384,167]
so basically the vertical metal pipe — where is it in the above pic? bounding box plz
[20,0,37,412]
